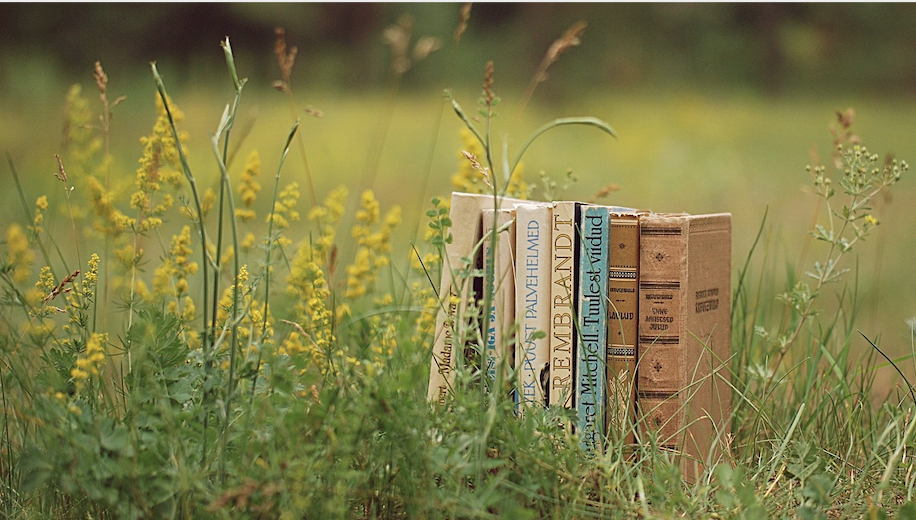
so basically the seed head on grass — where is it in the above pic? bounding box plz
[454,3,472,43]
[273,27,297,92]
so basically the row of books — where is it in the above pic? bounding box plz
[426,192,732,478]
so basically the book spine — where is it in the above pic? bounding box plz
[577,205,610,454]
[607,212,640,445]
[428,196,483,405]
[637,216,687,451]
[428,193,525,406]
[515,204,552,409]
[549,202,579,409]
[637,213,732,481]
[482,208,516,389]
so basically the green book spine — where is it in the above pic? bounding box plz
[577,205,609,454]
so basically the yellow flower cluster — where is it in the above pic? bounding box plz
[29,196,48,237]
[344,190,402,299]
[128,94,187,232]
[153,226,199,300]
[86,173,132,237]
[451,128,486,193]
[283,255,335,371]
[267,182,300,232]
[214,265,276,354]
[305,185,349,263]
[410,282,438,345]
[450,128,528,198]
[63,254,100,334]
[72,332,107,391]
[5,224,34,284]
[236,150,261,223]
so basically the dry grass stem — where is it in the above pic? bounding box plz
[588,183,620,203]
[454,3,472,43]
[54,154,68,184]
[274,27,298,89]
[512,21,587,128]
[461,150,494,190]
[44,269,80,303]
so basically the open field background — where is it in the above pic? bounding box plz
[3,4,916,517]
[3,3,915,374]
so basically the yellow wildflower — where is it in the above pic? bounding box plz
[344,191,401,299]
[6,224,34,284]
[236,150,261,222]
[29,196,48,236]
[72,332,107,391]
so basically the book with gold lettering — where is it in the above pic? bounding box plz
[606,209,644,445]
[637,212,732,480]
[548,201,580,409]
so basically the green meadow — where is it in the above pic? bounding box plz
[2,4,916,518]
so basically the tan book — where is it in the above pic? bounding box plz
[427,192,524,406]
[548,201,579,409]
[482,208,517,389]
[606,209,643,445]
[637,213,732,481]
[515,203,552,409]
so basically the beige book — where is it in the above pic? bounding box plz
[548,201,579,408]
[515,203,552,409]
[482,208,517,388]
[427,192,525,406]
[637,213,732,481]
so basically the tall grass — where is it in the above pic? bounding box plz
[0,23,915,520]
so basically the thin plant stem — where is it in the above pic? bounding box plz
[211,131,241,483]
[249,120,299,406]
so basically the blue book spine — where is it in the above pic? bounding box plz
[577,205,610,455]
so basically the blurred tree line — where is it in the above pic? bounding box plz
[1,3,915,97]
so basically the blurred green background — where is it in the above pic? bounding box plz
[2,3,915,365]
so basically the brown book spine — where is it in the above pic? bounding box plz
[549,202,579,408]
[607,211,640,445]
[637,213,732,480]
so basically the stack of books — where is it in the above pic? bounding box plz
[427,192,732,479]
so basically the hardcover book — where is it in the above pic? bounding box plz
[427,192,525,406]
[548,201,580,409]
[515,203,552,409]
[577,205,610,454]
[606,209,643,445]
[637,212,732,480]
[482,207,517,390]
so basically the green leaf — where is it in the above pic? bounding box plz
[510,117,616,178]
[896,502,916,520]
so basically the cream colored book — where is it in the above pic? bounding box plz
[514,203,552,409]
[427,192,525,406]
[482,208,516,389]
[548,201,579,409]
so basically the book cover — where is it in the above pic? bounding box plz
[577,205,610,454]
[515,203,552,409]
[637,213,732,480]
[482,207,517,390]
[549,201,580,409]
[606,209,643,445]
[427,192,524,406]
